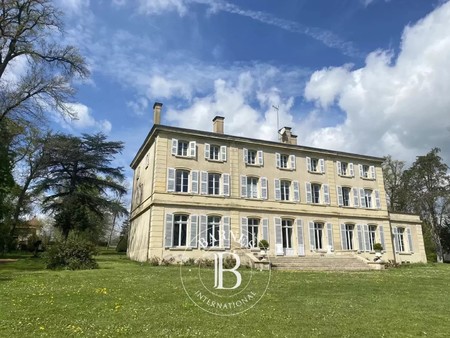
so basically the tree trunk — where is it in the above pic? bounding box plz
[107,212,117,249]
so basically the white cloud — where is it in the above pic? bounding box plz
[137,0,189,16]
[302,1,450,162]
[61,103,112,133]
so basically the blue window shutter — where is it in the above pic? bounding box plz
[262,218,269,241]
[240,175,247,198]
[171,139,178,156]
[191,170,199,194]
[337,186,343,206]
[309,221,316,251]
[306,182,312,203]
[189,215,198,248]
[164,213,174,248]
[223,216,231,249]
[297,219,305,256]
[167,168,175,192]
[240,217,248,248]
[293,180,300,202]
[274,217,283,255]
[379,225,386,252]
[261,177,268,200]
[327,223,334,251]
[222,173,230,197]
[340,224,348,250]
[274,179,281,200]
[204,143,210,159]
[407,228,414,253]
[220,145,227,162]
[353,187,359,207]
[357,224,364,252]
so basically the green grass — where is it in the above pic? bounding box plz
[1,254,450,337]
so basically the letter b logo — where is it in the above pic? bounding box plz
[214,253,241,290]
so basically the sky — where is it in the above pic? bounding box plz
[23,0,450,200]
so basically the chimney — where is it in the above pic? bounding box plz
[213,116,224,134]
[279,127,297,145]
[153,102,163,125]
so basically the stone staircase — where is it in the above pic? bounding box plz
[268,253,372,271]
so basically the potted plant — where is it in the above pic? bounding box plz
[258,240,269,255]
[373,243,383,253]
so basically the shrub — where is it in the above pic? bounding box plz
[116,236,128,253]
[258,240,269,250]
[149,256,160,266]
[197,258,214,268]
[183,258,196,266]
[160,257,175,266]
[373,243,383,251]
[223,255,237,269]
[45,238,98,270]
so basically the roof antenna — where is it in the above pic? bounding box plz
[272,105,280,141]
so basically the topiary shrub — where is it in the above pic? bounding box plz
[373,243,383,252]
[258,240,269,250]
[45,238,98,270]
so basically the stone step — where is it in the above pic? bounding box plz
[265,254,372,271]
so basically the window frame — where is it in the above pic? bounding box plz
[175,169,189,193]
[311,183,321,204]
[208,173,221,195]
[364,189,373,208]
[247,218,260,248]
[342,187,351,207]
[207,216,221,247]
[173,214,188,247]
[246,176,259,199]
[280,180,291,201]
[177,140,189,157]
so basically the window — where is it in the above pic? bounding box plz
[208,173,221,195]
[342,187,351,206]
[282,219,293,249]
[311,158,319,172]
[173,215,188,247]
[177,141,189,157]
[314,223,323,250]
[210,145,220,160]
[281,180,290,201]
[341,162,348,176]
[244,149,263,166]
[247,177,259,198]
[368,225,376,251]
[362,165,370,178]
[207,216,221,247]
[398,227,405,252]
[364,189,372,208]
[280,155,288,169]
[312,184,321,204]
[307,157,324,173]
[248,218,259,248]
[343,224,354,250]
[248,150,257,164]
[175,170,189,193]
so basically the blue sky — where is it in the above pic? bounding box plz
[30,0,450,198]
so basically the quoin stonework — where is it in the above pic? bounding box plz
[128,102,427,268]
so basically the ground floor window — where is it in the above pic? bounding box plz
[207,216,221,247]
[398,227,405,252]
[282,219,293,249]
[248,218,259,248]
[173,214,188,247]
[343,224,354,250]
[368,225,376,251]
[314,222,323,250]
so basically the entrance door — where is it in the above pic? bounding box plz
[282,220,294,255]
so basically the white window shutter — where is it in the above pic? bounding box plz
[359,164,363,178]
[378,226,386,252]
[221,145,227,162]
[363,224,370,252]
[240,175,247,198]
[309,221,316,251]
[257,150,264,165]
[320,158,325,173]
[261,177,268,200]
[349,163,354,177]
[370,166,376,179]
[407,228,413,253]
[243,148,248,164]
[276,153,281,168]
[274,217,283,255]
[189,141,196,157]
[189,215,198,248]
[167,168,175,192]
[306,157,312,171]
[393,227,399,253]
[353,187,359,207]
[200,171,208,195]
[337,161,341,175]
[323,184,330,205]
[340,224,348,250]
[164,213,174,248]
[306,182,312,203]
[375,190,381,209]
[359,188,366,207]
[297,219,305,256]
[204,143,210,159]
[290,155,296,170]
[261,218,269,243]
[327,223,334,251]
[199,215,207,248]
[240,217,248,248]
[293,180,300,202]
[191,170,199,194]
[337,186,343,206]
[357,224,364,252]
[222,173,230,197]
[223,216,230,249]
[171,139,178,156]
[274,179,281,201]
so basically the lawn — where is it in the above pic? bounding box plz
[1,253,449,337]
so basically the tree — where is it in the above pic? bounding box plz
[0,0,89,125]
[405,148,450,262]
[36,133,127,239]
[382,155,410,212]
